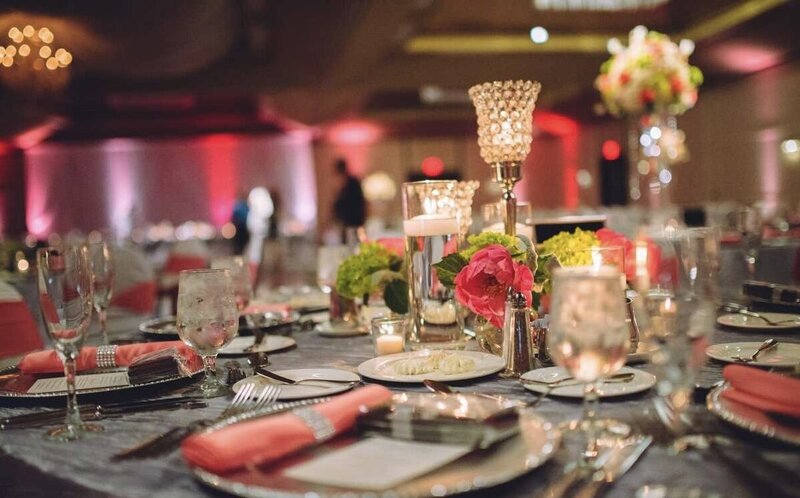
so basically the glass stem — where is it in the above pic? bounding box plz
[99,308,109,345]
[746,252,757,278]
[201,354,218,387]
[582,380,600,462]
[63,351,83,435]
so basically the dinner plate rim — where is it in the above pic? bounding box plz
[357,350,505,384]
[717,312,800,330]
[188,402,560,498]
[705,341,800,367]
[232,368,360,401]
[519,366,656,398]
[219,336,297,356]
[0,367,203,399]
[707,383,800,447]
[315,321,369,337]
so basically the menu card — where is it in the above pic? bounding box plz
[283,437,471,490]
[28,371,130,394]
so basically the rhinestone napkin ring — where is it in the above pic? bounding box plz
[96,345,118,369]
[293,407,336,441]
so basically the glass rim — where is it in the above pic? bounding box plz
[371,316,407,325]
[552,265,622,278]
[402,179,458,188]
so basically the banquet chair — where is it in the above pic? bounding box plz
[110,245,157,316]
[0,281,44,358]
[531,215,607,243]
[159,239,210,314]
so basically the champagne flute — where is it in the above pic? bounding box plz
[731,207,761,280]
[87,242,114,345]
[176,269,239,397]
[547,265,630,463]
[210,256,252,312]
[37,245,101,441]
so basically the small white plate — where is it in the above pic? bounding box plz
[520,366,656,398]
[219,336,296,356]
[717,312,800,330]
[705,341,800,367]
[233,368,360,400]
[357,350,505,384]
[316,321,369,337]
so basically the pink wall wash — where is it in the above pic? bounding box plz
[24,133,317,238]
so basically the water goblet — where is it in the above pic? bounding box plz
[87,241,114,345]
[210,256,252,312]
[37,245,101,441]
[176,269,239,397]
[547,265,630,463]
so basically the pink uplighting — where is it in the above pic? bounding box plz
[200,134,239,227]
[326,121,383,146]
[713,43,783,74]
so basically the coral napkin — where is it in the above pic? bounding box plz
[182,385,393,473]
[111,281,157,315]
[722,364,800,417]
[19,341,197,375]
[0,301,44,358]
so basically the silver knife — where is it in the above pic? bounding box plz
[572,435,653,498]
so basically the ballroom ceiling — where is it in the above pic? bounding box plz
[0,0,798,141]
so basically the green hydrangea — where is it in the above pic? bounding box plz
[335,242,401,299]
[537,228,600,267]
[459,232,522,260]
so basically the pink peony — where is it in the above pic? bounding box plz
[454,244,533,329]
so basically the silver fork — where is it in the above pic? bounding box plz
[112,383,278,460]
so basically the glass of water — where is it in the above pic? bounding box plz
[176,269,239,397]
[210,256,252,313]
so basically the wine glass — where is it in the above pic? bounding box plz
[37,245,101,441]
[547,265,630,463]
[731,207,761,280]
[210,256,252,312]
[176,269,239,397]
[643,227,719,433]
[87,242,114,345]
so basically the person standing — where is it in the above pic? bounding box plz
[332,158,366,242]
[231,191,250,255]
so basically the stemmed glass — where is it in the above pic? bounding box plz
[731,207,761,280]
[176,269,239,397]
[210,256,253,312]
[547,265,630,463]
[87,242,114,345]
[643,228,719,433]
[37,245,101,441]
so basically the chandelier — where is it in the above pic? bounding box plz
[533,0,669,11]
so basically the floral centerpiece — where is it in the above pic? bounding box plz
[335,242,408,315]
[595,25,702,118]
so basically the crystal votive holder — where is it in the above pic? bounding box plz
[371,317,407,356]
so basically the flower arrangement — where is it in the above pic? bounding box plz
[434,232,537,329]
[595,25,703,117]
[335,242,408,314]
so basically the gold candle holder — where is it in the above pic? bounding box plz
[469,80,541,236]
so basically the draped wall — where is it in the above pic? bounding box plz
[24,132,317,238]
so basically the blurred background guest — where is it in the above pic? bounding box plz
[231,191,250,255]
[332,158,366,243]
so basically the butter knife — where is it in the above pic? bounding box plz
[573,435,653,498]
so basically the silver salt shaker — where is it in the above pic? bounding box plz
[501,290,534,378]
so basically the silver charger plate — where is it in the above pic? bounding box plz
[190,395,560,498]
[139,312,300,338]
[0,367,203,399]
[707,383,800,446]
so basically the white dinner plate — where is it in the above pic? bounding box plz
[705,342,800,367]
[520,366,656,399]
[316,321,369,337]
[219,335,296,356]
[357,350,505,384]
[707,383,800,446]
[717,312,800,330]
[233,368,360,400]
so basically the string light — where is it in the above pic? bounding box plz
[0,24,72,71]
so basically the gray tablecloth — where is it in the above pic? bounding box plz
[1,313,799,498]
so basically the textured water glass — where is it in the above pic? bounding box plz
[317,245,352,292]
[468,80,541,164]
[37,245,100,441]
[210,256,252,313]
[87,242,114,345]
[402,180,463,349]
[176,269,239,397]
[644,227,719,432]
[547,265,629,462]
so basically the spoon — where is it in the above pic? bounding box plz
[732,338,778,363]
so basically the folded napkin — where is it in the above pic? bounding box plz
[722,364,800,417]
[182,384,393,473]
[19,341,198,375]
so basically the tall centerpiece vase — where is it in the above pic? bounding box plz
[402,180,465,350]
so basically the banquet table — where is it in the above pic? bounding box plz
[1,311,799,498]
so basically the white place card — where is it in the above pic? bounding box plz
[28,371,130,394]
[283,437,472,490]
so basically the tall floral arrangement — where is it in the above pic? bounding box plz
[595,25,703,117]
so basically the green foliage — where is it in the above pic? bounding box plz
[384,279,409,314]
[432,253,469,289]
[459,232,523,260]
[335,243,403,300]
[537,228,599,268]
